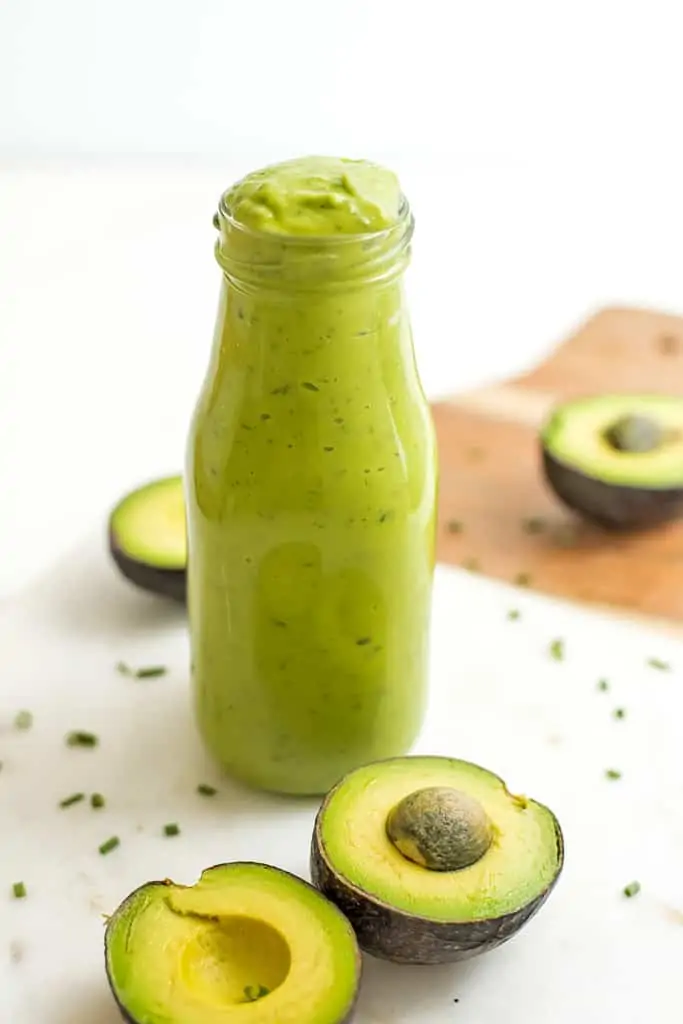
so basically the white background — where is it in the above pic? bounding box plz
[2,0,683,597]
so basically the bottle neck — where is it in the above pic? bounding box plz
[213,198,413,295]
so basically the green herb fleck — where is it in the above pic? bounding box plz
[522,516,545,534]
[356,637,371,646]
[59,792,85,808]
[647,657,670,672]
[446,519,463,534]
[462,556,480,572]
[623,880,641,898]
[605,769,622,780]
[613,707,626,720]
[117,662,167,679]
[597,678,609,692]
[66,731,98,748]
[163,823,180,837]
[197,784,217,797]
[507,609,521,621]
[12,882,26,899]
[134,665,167,679]
[244,985,270,1002]
[514,571,532,587]
[98,836,120,856]
[301,381,319,392]
[14,710,33,731]
[90,793,105,809]
[549,638,564,661]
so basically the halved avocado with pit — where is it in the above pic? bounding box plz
[541,394,683,529]
[104,861,361,1023]
[108,476,187,602]
[310,755,564,965]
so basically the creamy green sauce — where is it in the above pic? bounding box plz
[186,156,437,795]
[224,155,402,236]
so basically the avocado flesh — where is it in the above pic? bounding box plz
[310,756,563,964]
[542,394,683,488]
[105,862,360,1024]
[108,476,187,602]
[541,394,683,529]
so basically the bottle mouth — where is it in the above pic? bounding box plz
[213,194,414,293]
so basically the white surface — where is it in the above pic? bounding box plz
[1,534,681,1022]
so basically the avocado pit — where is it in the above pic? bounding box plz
[386,785,493,872]
[603,414,665,454]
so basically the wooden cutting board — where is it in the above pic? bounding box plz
[432,305,683,631]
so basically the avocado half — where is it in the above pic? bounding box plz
[541,394,683,529]
[310,756,564,965]
[108,476,187,602]
[105,862,361,1023]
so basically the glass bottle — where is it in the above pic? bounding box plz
[186,167,438,795]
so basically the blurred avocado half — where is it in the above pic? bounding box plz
[108,476,186,602]
[541,394,683,529]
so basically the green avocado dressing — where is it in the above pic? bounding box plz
[186,156,437,795]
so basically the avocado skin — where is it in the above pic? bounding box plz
[310,810,564,966]
[104,863,361,1024]
[108,528,186,603]
[542,447,683,530]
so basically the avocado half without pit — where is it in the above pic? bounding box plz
[108,476,187,602]
[310,755,564,965]
[104,862,360,1024]
[541,394,683,529]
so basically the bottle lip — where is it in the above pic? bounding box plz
[215,191,413,248]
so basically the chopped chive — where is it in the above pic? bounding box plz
[605,769,622,780]
[98,836,120,856]
[244,985,270,1002]
[613,707,626,720]
[514,571,532,587]
[522,516,545,534]
[446,519,464,534]
[197,784,217,797]
[59,792,85,808]
[647,657,670,672]
[14,710,33,731]
[117,662,167,679]
[549,638,564,661]
[134,666,167,679]
[163,823,180,837]
[301,381,319,391]
[597,678,609,692]
[12,882,26,899]
[507,609,521,621]
[623,880,641,898]
[66,731,99,748]
[90,793,105,809]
